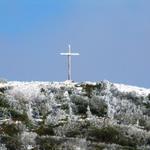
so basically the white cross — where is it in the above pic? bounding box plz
[60,45,80,81]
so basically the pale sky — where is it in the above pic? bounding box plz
[0,0,150,87]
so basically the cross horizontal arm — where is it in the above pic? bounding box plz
[60,53,80,56]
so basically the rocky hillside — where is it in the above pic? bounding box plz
[0,81,150,150]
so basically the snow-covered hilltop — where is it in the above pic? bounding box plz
[0,81,150,150]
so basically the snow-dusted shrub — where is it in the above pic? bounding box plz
[145,103,150,108]
[147,94,150,100]
[61,102,69,111]
[0,123,20,136]
[71,95,89,115]
[1,135,21,150]
[113,99,144,125]
[34,124,55,136]
[87,126,136,148]
[145,122,150,131]
[0,94,10,108]
[12,91,25,102]
[45,108,66,126]
[118,91,145,106]
[49,87,66,103]
[65,127,83,138]
[0,107,9,119]
[110,86,121,98]
[0,78,7,84]
[81,82,107,98]
[87,126,120,142]
[0,94,11,119]
[35,136,64,150]
[0,88,7,95]
[9,109,29,123]
[114,113,137,125]
[20,131,37,149]
[0,144,7,150]
[63,120,90,138]
[89,96,107,117]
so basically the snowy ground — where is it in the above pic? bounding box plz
[0,80,150,96]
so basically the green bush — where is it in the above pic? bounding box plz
[81,82,107,98]
[83,84,96,98]
[148,94,150,100]
[61,103,69,111]
[65,128,81,137]
[81,84,99,98]
[144,103,150,109]
[0,87,7,93]
[139,118,147,127]
[71,95,107,117]
[118,136,136,148]
[88,126,136,148]
[88,126,120,142]
[0,94,10,108]
[139,119,150,131]
[65,121,91,138]
[35,136,62,150]
[35,124,55,136]
[89,96,107,117]
[88,144,106,150]
[71,95,88,115]
[1,136,21,150]
[0,123,20,136]
[9,109,29,123]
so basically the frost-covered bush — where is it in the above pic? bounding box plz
[45,108,66,126]
[147,94,150,100]
[34,124,55,136]
[0,94,10,108]
[0,144,7,150]
[113,99,144,125]
[65,127,83,138]
[20,131,37,149]
[0,94,11,119]
[81,82,107,98]
[139,118,150,131]
[10,109,29,123]
[89,96,107,117]
[119,91,144,106]
[88,126,120,142]
[87,126,136,148]
[55,117,95,137]
[1,135,21,150]
[0,78,7,84]
[0,123,20,136]
[71,95,89,115]
[35,136,63,150]
[0,107,9,119]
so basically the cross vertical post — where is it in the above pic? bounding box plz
[60,45,80,81]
